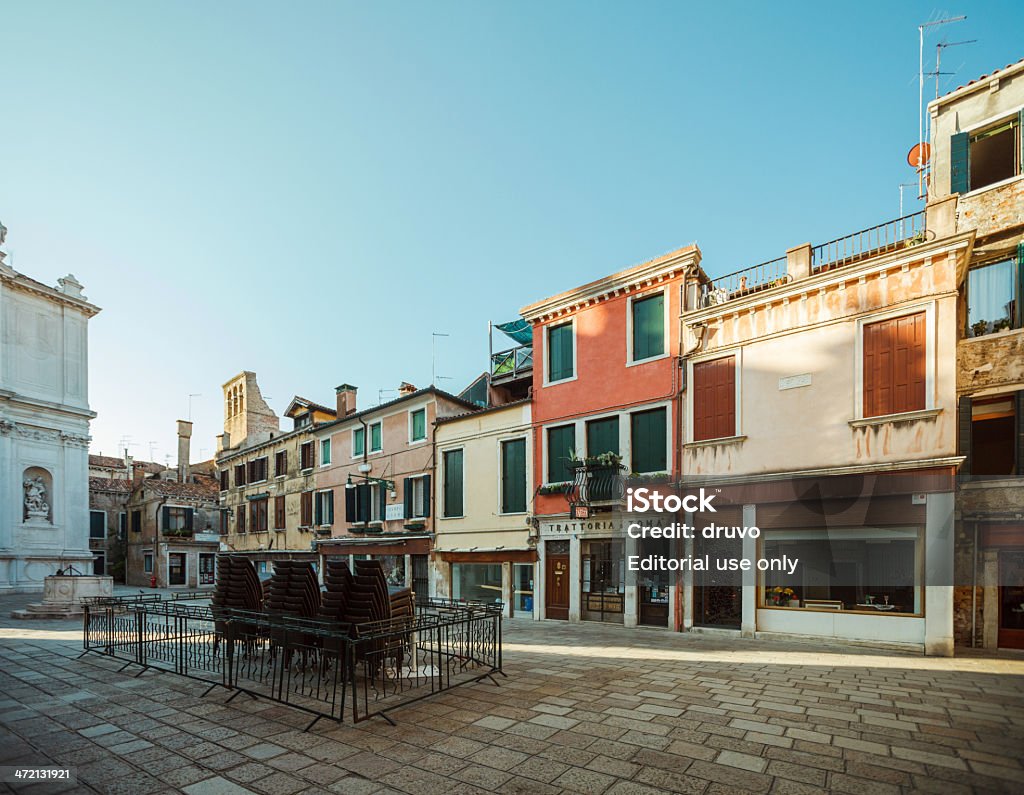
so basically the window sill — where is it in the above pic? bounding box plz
[961,327,1024,344]
[299,468,314,475]
[960,172,1024,200]
[626,352,669,369]
[544,375,578,388]
[684,435,747,450]
[849,408,942,428]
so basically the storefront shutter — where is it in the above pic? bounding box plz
[958,396,972,479]
[422,474,431,517]
[403,477,413,518]
[950,132,969,194]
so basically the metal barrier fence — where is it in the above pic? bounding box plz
[81,600,503,730]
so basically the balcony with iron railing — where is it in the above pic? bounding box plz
[696,211,930,309]
[490,344,533,382]
[566,459,627,506]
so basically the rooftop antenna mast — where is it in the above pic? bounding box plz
[432,332,450,386]
[917,15,966,197]
[147,441,158,460]
[187,393,202,421]
[932,39,976,99]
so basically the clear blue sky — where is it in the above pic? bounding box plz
[2,1,1021,465]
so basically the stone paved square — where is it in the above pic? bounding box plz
[2,598,1023,794]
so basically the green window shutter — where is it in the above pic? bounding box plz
[501,439,527,513]
[547,323,574,382]
[161,506,170,532]
[412,409,426,441]
[422,473,432,518]
[403,477,413,518]
[950,132,969,194]
[631,408,668,474]
[326,491,334,524]
[632,293,665,361]
[371,423,381,451]
[377,486,386,522]
[444,450,464,517]
[357,484,371,523]
[185,508,194,532]
[586,417,619,457]
[345,488,357,523]
[547,425,576,483]
[315,493,323,525]
[353,428,364,456]
[90,512,105,538]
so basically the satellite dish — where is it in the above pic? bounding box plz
[907,142,931,169]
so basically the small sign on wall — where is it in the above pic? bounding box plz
[385,504,405,522]
[779,373,812,391]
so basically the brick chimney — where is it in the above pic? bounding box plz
[177,420,193,482]
[335,384,357,417]
[398,381,417,396]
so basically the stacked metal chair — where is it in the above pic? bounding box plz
[211,555,264,649]
[264,561,322,660]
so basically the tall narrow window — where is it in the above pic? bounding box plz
[863,312,926,418]
[300,491,313,526]
[236,505,246,534]
[353,427,365,457]
[89,511,106,539]
[410,408,427,442]
[250,498,268,533]
[632,292,665,361]
[320,438,332,466]
[443,449,464,518]
[234,463,246,487]
[693,357,736,441]
[275,450,287,476]
[547,322,574,382]
[547,424,576,483]
[315,491,334,525]
[966,255,1021,338]
[274,495,286,529]
[370,422,382,452]
[971,395,1018,477]
[501,439,527,513]
[300,442,315,470]
[631,408,667,473]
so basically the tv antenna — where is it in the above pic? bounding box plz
[431,332,450,386]
[917,15,966,196]
[147,441,158,460]
[931,39,976,99]
[187,393,202,421]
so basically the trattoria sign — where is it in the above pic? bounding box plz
[539,515,673,539]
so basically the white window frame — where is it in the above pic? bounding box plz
[853,301,936,422]
[89,510,106,540]
[275,449,287,479]
[543,316,578,387]
[316,489,334,526]
[407,473,429,519]
[166,551,188,587]
[409,407,428,444]
[350,426,365,458]
[143,550,154,574]
[369,420,383,453]
[118,511,127,538]
[542,422,578,485]
[626,288,670,367]
[164,504,191,533]
[960,104,1024,199]
[299,441,315,472]
[685,348,743,443]
[368,482,383,524]
[627,403,673,476]
[320,438,332,467]
[497,435,530,516]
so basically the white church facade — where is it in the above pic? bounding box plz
[0,238,100,593]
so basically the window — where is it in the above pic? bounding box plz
[404,474,431,519]
[237,504,246,534]
[143,551,153,574]
[250,497,268,533]
[219,510,228,534]
[300,491,313,526]
[300,441,315,470]
[501,438,527,513]
[219,470,229,491]
[315,490,334,525]
[547,425,576,483]
[410,408,427,442]
[345,482,384,523]
[547,321,575,382]
[443,449,464,517]
[163,506,193,534]
[118,512,127,538]
[952,112,1022,193]
[452,563,503,604]
[863,312,926,418]
[586,417,619,457]
[234,463,247,487]
[89,511,106,539]
[274,450,287,477]
[247,457,268,483]
[693,357,736,441]
[321,439,332,466]
[274,496,286,529]
[760,528,922,615]
[370,421,382,452]
[631,407,667,473]
[966,252,1022,338]
[353,427,365,457]
[631,292,665,362]
[131,510,141,533]
[964,394,1020,477]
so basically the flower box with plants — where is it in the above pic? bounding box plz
[767,586,797,607]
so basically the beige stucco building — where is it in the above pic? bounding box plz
[433,399,534,617]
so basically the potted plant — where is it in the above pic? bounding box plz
[768,586,796,606]
[993,317,1012,332]
[971,319,990,338]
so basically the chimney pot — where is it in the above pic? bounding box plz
[335,384,357,417]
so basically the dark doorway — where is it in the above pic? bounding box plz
[693,534,742,628]
[412,555,429,604]
[545,548,570,620]
[582,540,624,623]
[168,553,186,586]
[999,550,1024,649]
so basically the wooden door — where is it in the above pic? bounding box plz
[545,555,569,620]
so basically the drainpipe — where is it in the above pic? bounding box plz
[971,520,978,648]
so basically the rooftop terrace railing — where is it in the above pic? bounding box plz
[812,211,928,273]
[490,343,533,381]
[699,256,789,308]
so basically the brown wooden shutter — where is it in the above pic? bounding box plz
[274,496,285,528]
[693,356,735,441]
[864,312,925,418]
[300,491,313,525]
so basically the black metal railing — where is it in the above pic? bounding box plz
[490,344,533,381]
[812,211,928,273]
[567,461,627,505]
[699,256,789,307]
[81,600,503,730]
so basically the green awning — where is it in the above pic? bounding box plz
[496,319,532,345]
